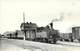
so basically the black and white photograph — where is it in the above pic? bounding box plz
[0,0,80,51]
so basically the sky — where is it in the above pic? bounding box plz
[0,0,80,34]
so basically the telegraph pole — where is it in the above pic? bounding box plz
[23,12,26,40]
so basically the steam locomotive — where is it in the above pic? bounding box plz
[5,22,60,44]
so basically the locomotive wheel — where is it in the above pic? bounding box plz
[42,38,45,42]
[53,39,57,44]
[48,40,54,44]
[71,39,73,42]
[53,41,56,44]
[45,39,48,43]
[48,41,51,43]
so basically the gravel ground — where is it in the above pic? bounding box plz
[0,38,80,51]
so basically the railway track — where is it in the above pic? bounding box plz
[56,41,80,47]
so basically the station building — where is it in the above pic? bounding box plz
[20,22,38,40]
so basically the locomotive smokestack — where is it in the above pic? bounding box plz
[50,22,53,29]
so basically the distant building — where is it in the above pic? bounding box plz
[60,33,72,39]
[72,27,80,40]
[0,34,1,39]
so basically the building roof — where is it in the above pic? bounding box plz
[72,26,80,28]
[20,22,38,30]
[21,22,37,28]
